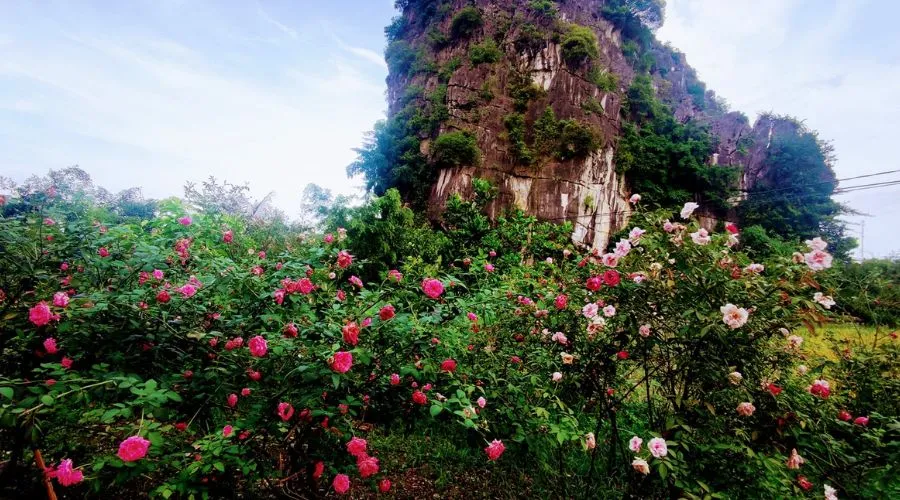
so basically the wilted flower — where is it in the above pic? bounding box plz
[551,372,563,382]
[632,458,650,475]
[813,292,836,309]
[639,324,651,337]
[786,448,805,469]
[690,228,711,245]
[585,432,596,450]
[53,459,84,486]
[736,402,756,416]
[629,193,641,203]
[560,352,574,364]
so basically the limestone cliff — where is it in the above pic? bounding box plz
[377,0,804,249]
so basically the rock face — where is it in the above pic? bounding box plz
[387,0,799,249]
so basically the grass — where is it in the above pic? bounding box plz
[802,323,893,360]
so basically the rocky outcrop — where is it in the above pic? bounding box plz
[387,0,802,250]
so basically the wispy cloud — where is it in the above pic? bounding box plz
[256,4,298,39]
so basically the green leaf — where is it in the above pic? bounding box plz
[658,461,668,480]
[40,395,55,406]
[0,387,13,400]
[214,461,225,472]
[430,404,443,417]
[331,374,340,389]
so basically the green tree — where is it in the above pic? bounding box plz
[737,116,854,259]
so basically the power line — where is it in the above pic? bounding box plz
[535,179,900,224]
[738,168,900,196]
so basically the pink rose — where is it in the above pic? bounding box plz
[332,474,350,495]
[648,437,667,458]
[379,479,391,492]
[222,425,234,437]
[98,247,109,258]
[585,276,602,291]
[379,305,395,321]
[336,250,353,269]
[29,302,53,327]
[60,357,73,369]
[43,338,58,354]
[554,294,568,309]
[484,439,505,461]
[277,402,294,421]
[356,453,379,478]
[52,292,69,308]
[117,436,150,462]
[227,393,238,408]
[390,373,400,385]
[639,324,651,337]
[628,436,642,453]
[248,335,268,357]
[347,436,367,457]
[330,351,353,373]
[53,459,84,486]
[421,278,444,299]
[853,416,869,426]
[440,359,457,373]
[412,390,427,405]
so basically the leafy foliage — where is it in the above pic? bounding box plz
[1,181,893,498]
[737,116,852,255]
[533,107,599,161]
[560,24,599,66]
[468,39,503,66]
[616,76,738,210]
[430,131,481,169]
[450,6,482,40]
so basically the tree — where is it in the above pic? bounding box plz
[737,116,855,259]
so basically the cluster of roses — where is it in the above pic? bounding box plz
[327,437,390,495]
[627,436,668,475]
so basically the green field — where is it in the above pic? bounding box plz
[803,322,895,360]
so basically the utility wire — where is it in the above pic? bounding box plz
[536,180,900,224]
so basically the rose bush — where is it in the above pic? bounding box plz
[0,185,896,498]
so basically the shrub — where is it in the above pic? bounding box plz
[507,70,546,112]
[560,24,599,66]
[515,23,548,54]
[558,120,599,160]
[533,107,598,160]
[0,183,893,498]
[528,0,558,18]
[468,39,503,66]
[437,56,461,83]
[588,66,619,92]
[431,130,481,168]
[385,40,417,75]
[503,113,534,165]
[450,6,482,39]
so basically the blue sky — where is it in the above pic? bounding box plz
[1,0,898,257]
